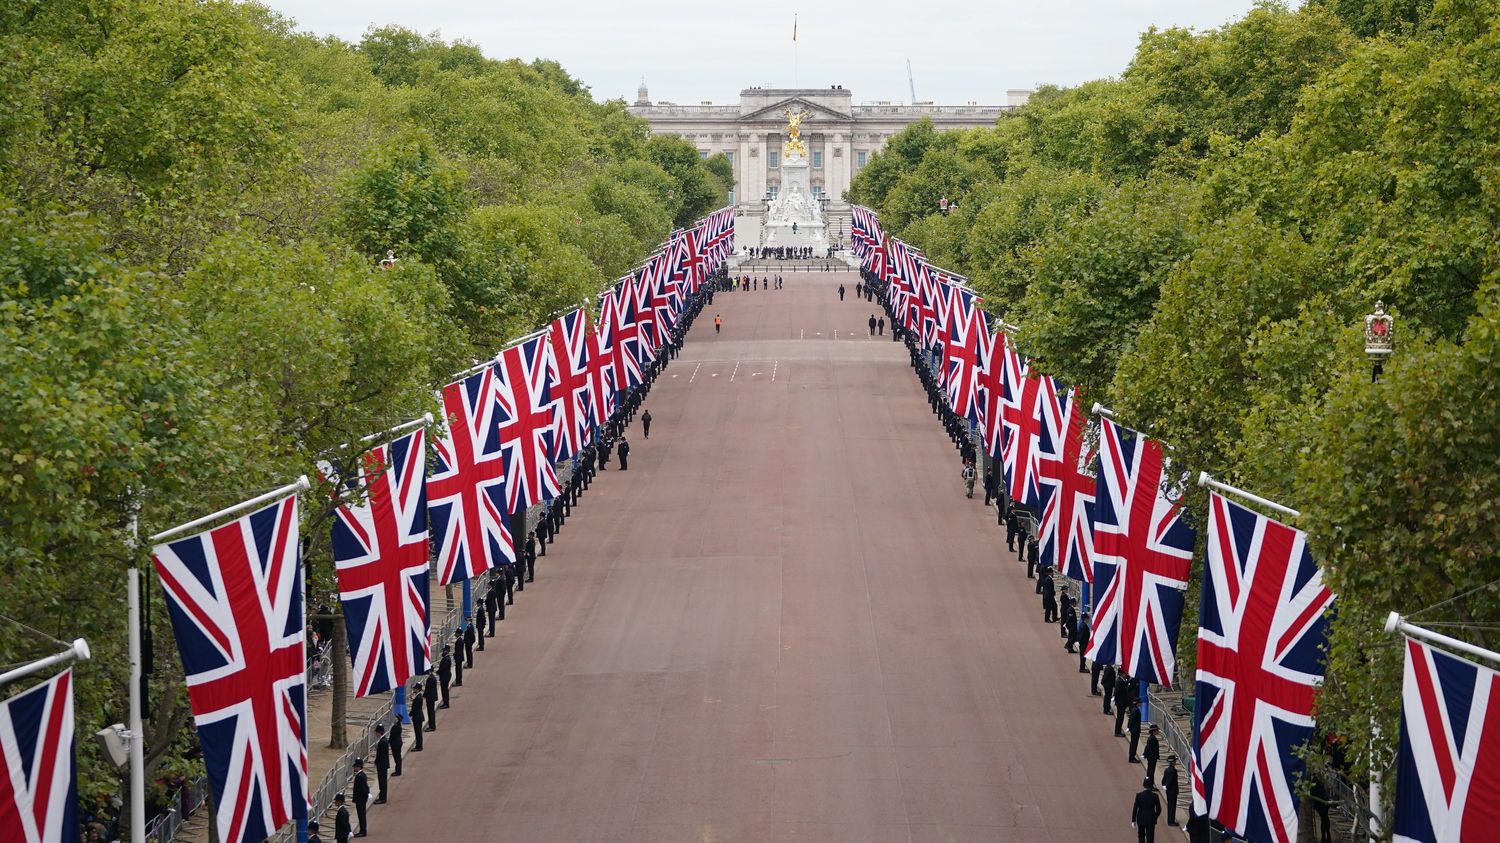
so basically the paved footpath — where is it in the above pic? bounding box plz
[375,270,1138,842]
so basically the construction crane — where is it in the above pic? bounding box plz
[907,59,917,104]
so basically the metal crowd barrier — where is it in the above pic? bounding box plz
[144,775,208,843]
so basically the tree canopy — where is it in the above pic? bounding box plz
[0,0,727,820]
[850,0,1500,810]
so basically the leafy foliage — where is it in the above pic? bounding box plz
[0,0,729,823]
[850,0,1500,806]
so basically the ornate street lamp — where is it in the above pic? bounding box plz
[938,197,950,215]
[1365,300,1394,382]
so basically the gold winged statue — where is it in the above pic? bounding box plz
[783,107,808,159]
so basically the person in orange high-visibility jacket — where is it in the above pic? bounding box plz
[714,315,722,334]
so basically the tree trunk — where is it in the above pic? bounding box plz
[329,617,348,750]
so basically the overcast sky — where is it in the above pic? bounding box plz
[258,1,1268,105]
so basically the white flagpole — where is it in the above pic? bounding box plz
[0,638,90,688]
[148,475,311,545]
[1385,612,1500,665]
[1196,471,1301,519]
[342,413,433,449]
[127,567,145,843]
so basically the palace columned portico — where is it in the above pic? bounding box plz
[629,86,1029,248]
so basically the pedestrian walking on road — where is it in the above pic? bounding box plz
[878,316,885,335]
[855,281,863,298]
[868,314,877,336]
[617,437,631,471]
[1131,778,1162,843]
[642,410,652,439]
[838,284,846,301]
[714,314,722,334]
[961,461,976,498]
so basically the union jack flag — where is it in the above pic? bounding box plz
[1393,637,1500,843]
[1085,418,1195,685]
[633,260,663,357]
[1036,382,1096,582]
[672,226,707,295]
[0,669,77,843]
[698,207,735,266]
[151,494,309,843]
[650,254,681,349]
[999,341,1044,506]
[851,206,882,267]
[327,428,432,698]
[582,317,616,430]
[607,276,649,390]
[943,284,984,423]
[1192,492,1333,843]
[976,321,1007,462]
[547,309,593,460]
[430,367,513,584]
[495,334,561,510]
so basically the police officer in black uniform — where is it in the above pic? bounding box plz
[352,758,370,836]
[437,647,452,708]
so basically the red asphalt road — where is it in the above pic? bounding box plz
[378,271,1138,842]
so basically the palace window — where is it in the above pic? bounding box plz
[725,151,734,164]
[768,185,779,200]
[856,150,867,168]
[812,150,823,168]
[699,149,710,159]
[768,150,780,169]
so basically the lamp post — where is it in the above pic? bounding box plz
[1365,300,1394,382]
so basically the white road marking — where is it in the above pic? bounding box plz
[800,328,804,340]
[730,361,740,382]
[711,373,719,377]
[771,360,779,382]
[688,362,703,384]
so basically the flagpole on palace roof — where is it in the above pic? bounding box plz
[1196,471,1301,519]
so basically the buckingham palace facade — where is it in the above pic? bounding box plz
[628,85,1030,248]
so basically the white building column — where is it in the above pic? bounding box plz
[737,132,750,209]
[753,133,768,203]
